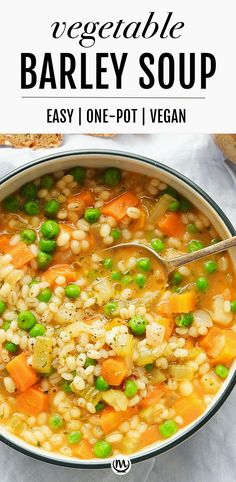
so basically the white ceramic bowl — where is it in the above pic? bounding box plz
[0,149,235,469]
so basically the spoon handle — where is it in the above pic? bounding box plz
[168,235,236,271]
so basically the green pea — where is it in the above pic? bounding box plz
[134,273,147,288]
[37,288,52,303]
[214,364,229,379]
[187,223,198,233]
[69,167,86,183]
[84,357,97,369]
[103,258,113,269]
[64,284,81,299]
[151,238,165,252]
[4,341,18,353]
[136,257,152,272]
[49,414,64,430]
[40,175,55,190]
[0,299,6,314]
[145,363,155,372]
[111,271,122,281]
[188,240,205,253]
[60,380,73,393]
[95,401,106,412]
[29,323,46,337]
[39,239,57,254]
[95,376,109,391]
[84,208,101,224]
[171,271,183,286]
[230,300,236,312]
[168,200,180,212]
[93,439,112,458]
[104,302,118,317]
[196,276,209,292]
[67,431,83,445]
[2,320,11,332]
[18,310,37,331]
[121,274,133,285]
[161,186,179,198]
[41,220,60,239]
[159,420,179,438]
[3,195,20,212]
[111,228,121,240]
[37,251,52,269]
[175,313,193,327]
[204,260,218,274]
[44,199,60,218]
[103,167,121,186]
[20,182,37,199]
[20,229,36,245]
[128,316,147,336]
[124,379,138,398]
[180,198,192,212]
[23,200,40,215]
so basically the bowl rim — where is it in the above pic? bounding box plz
[0,148,235,469]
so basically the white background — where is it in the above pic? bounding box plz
[0,0,235,132]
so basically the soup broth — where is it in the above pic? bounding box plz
[0,166,235,459]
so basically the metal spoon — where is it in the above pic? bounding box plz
[104,236,236,283]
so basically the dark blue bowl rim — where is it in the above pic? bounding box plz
[0,148,235,469]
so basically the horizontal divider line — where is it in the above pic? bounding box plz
[21,96,206,100]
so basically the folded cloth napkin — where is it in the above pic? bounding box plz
[0,134,235,482]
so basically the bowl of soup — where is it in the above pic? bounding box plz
[0,149,235,468]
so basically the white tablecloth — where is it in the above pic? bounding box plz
[0,134,235,482]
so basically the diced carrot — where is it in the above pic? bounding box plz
[212,329,236,364]
[172,394,205,426]
[43,264,77,287]
[199,326,235,365]
[140,384,166,408]
[158,212,185,238]
[102,192,139,221]
[101,357,127,386]
[15,385,48,416]
[100,408,125,435]
[8,242,35,268]
[68,190,94,207]
[0,237,35,268]
[169,291,196,313]
[139,424,162,448]
[73,439,94,459]
[0,234,10,253]
[100,406,138,434]
[199,327,221,351]
[6,353,37,392]
[156,301,170,317]
[157,318,174,340]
